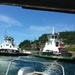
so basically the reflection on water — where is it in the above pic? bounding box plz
[0,56,75,75]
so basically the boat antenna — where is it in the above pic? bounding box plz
[52,26,55,35]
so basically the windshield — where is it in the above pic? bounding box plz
[0,4,75,52]
[0,4,75,75]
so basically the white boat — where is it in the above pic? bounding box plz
[0,33,21,53]
[5,56,65,75]
[17,61,65,75]
[42,27,72,56]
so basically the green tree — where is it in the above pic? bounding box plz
[19,40,31,50]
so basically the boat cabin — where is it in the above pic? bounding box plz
[0,36,20,53]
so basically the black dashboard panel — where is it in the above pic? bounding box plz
[0,0,75,14]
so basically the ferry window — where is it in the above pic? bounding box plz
[8,39,11,41]
[55,35,57,38]
[1,46,2,48]
[6,44,9,46]
[56,42,59,47]
[12,50,14,52]
[52,35,54,38]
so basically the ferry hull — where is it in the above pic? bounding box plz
[32,54,75,63]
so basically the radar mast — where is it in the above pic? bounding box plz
[52,26,55,35]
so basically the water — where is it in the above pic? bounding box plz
[0,56,75,75]
[59,62,75,75]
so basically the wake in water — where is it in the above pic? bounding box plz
[0,56,66,75]
[0,56,48,75]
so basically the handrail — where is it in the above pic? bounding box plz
[5,56,65,75]
[55,61,65,75]
[45,60,65,75]
[5,56,21,75]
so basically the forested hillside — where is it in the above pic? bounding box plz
[59,31,75,44]
[19,31,75,51]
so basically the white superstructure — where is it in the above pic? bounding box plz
[0,35,20,53]
[43,27,64,54]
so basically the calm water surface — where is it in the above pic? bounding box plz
[0,56,75,75]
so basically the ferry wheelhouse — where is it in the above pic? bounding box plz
[0,35,20,53]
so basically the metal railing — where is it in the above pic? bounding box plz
[5,56,65,75]
[44,60,65,75]
[5,56,21,75]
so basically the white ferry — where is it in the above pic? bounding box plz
[42,27,72,56]
[0,35,20,53]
